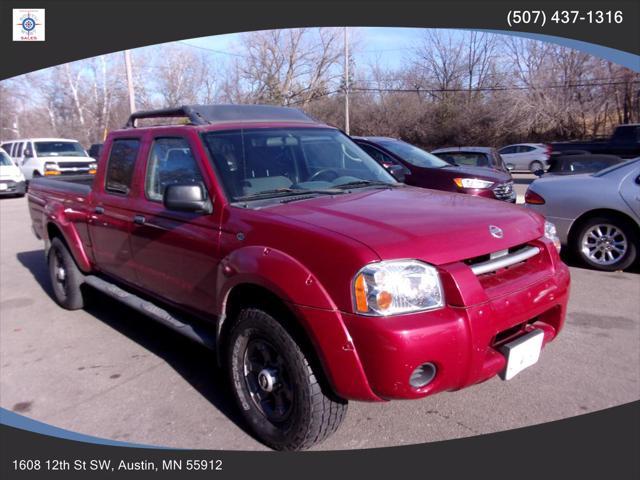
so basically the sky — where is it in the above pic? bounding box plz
[168,27,429,70]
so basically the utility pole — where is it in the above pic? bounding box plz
[124,50,137,114]
[344,27,350,135]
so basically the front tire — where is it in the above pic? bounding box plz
[48,237,85,309]
[573,216,637,271]
[227,308,347,450]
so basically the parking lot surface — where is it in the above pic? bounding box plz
[1,190,638,451]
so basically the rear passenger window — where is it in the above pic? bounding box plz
[105,139,140,194]
[145,138,203,202]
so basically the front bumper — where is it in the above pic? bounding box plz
[0,180,26,196]
[335,241,570,400]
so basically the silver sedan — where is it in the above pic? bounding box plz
[525,159,639,271]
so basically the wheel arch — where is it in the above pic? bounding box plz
[45,220,92,272]
[217,282,343,402]
[567,208,640,247]
[215,254,381,402]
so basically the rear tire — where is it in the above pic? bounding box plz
[227,308,347,450]
[48,237,85,309]
[529,160,544,173]
[573,216,637,271]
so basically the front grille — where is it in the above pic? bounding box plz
[464,243,529,268]
[58,161,93,169]
[493,181,514,200]
[0,180,18,191]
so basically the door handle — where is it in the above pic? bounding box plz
[94,206,104,214]
[133,214,146,225]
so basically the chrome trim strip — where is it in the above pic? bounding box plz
[471,246,540,275]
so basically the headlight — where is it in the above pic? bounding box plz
[88,162,97,174]
[544,220,561,252]
[353,260,444,316]
[453,178,494,189]
[44,162,60,175]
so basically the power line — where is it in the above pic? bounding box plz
[348,79,640,94]
[177,41,245,58]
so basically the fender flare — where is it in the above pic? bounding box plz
[44,203,92,273]
[215,245,381,402]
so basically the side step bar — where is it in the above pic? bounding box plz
[84,275,216,350]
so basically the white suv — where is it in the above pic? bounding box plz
[0,138,96,180]
[498,143,550,172]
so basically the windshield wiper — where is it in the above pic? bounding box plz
[235,187,343,201]
[334,180,398,189]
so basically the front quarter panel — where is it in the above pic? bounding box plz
[215,244,381,401]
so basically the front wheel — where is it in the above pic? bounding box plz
[227,308,347,450]
[48,237,85,309]
[574,217,637,271]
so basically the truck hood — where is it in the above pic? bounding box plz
[266,186,543,265]
[439,164,511,182]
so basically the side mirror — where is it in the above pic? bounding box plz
[533,169,544,177]
[163,184,212,213]
[387,164,407,182]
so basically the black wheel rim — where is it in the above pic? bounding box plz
[242,338,294,423]
[51,248,68,299]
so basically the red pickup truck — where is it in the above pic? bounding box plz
[28,105,570,450]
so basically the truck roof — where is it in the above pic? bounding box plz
[1,138,81,143]
[124,104,320,129]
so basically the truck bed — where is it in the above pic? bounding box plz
[29,174,95,195]
[27,175,95,241]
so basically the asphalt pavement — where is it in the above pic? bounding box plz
[1,186,638,451]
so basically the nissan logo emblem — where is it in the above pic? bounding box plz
[489,225,503,239]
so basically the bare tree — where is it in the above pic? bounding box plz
[230,28,343,106]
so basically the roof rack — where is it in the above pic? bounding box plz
[124,104,316,128]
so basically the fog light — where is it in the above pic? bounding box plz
[409,362,437,388]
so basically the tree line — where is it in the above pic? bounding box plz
[1,28,638,149]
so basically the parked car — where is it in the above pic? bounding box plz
[525,159,639,271]
[431,146,510,173]
[88,143,103,160]
[540,154,624,177]
[0,148,26,197]
[28,105,569,450]
[551,124,640,158]
[498,143,551,172]
[354,137,515,202]
[2,138,96,180]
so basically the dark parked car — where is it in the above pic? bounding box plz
[354,137,515,202]
[88,143,103,160]
[431,146,510,173]
[539,154,624,177]
[551,124,640,158]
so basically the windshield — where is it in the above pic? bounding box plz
[35,141,87,157]
[202,128,397,201]
[0,151,14,166]
[434,151,492,168]
[377,140,450,168]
